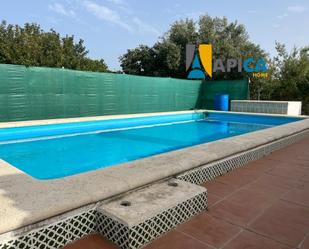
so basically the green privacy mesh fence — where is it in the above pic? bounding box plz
[196,79,249,110]
[0,64,248,122]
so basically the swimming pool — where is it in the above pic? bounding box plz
[0,112,302,179]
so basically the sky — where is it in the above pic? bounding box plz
[1,0,308,70]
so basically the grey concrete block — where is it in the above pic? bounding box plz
[96,179,207,249]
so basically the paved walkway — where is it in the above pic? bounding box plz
[64,137,309,249]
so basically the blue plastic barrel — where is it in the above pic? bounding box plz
[214,94,229,111]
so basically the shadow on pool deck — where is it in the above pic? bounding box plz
[63,137,309,249]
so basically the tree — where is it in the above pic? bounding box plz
[252,42,309,114]
[152,42,181,77]
[120,45,155,76]
[0,20,108,72]
[120,15,266,79]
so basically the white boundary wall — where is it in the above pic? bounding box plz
[231,100,302,115]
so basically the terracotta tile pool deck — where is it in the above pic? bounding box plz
[63,137,309,249]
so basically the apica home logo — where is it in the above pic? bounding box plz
[186,44,268,79]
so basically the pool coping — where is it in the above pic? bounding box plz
[0,110,309,236]
[0,110,306,128]
[0,110,204,128]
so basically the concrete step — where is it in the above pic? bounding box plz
[96,179,207,249]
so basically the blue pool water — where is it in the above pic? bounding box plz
[0,112,302,179]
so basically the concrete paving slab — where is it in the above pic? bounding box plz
[96,179,207,248]
[98,179,207,226]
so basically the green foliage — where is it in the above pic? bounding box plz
[120,15,266,79]
[120,15,308,114]
[251,42,309,114]
[0,20,108,72]
[118,45,155,76]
